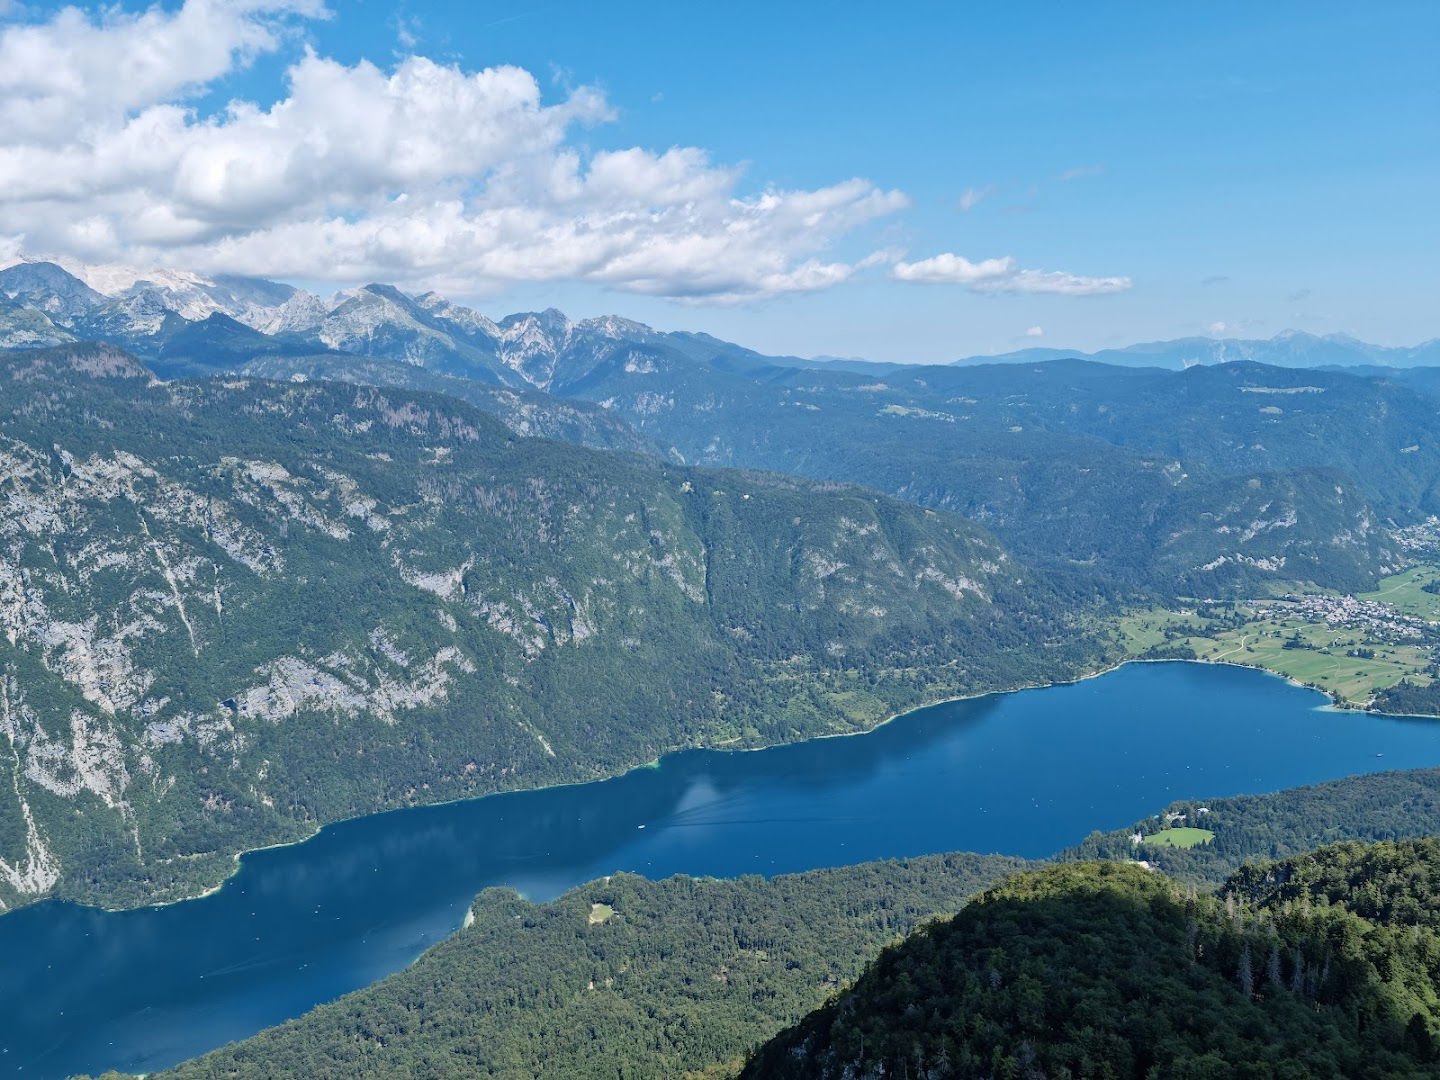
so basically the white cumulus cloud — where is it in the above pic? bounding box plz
[0,0,908,301]
[892,253,1132,296]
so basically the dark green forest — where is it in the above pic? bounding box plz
[1060,768,1440,885]
[742,848,1440,1079]
[1373,681,1440,717]
[144,853,1035,1080]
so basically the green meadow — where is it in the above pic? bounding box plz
[1359,565,1440,620]
[1142,827,1215,849]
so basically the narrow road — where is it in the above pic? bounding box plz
[1211,635,1249,661]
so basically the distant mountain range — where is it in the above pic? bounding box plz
[4,255,1435,380]
[0,256,836,389]
[951,331,1440,370]
[2,255,1433,603]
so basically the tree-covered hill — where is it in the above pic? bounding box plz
[143,853,1034,1080]
[236,347,1440,595]
[0,343,1101,913]
[744,848,1440,1079]
[1060,768,1440,886]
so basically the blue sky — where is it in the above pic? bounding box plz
[4,0,1437,360]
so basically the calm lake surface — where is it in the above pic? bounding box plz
[5,661,1440,1078]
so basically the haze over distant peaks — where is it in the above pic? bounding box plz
[953,330,1440,371]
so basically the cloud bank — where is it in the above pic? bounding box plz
[892,253,1131,295]
[0,0,1128,303]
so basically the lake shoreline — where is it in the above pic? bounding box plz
[13,662,1115,919]
[734,652,1353,759]
[12,651,1402,922]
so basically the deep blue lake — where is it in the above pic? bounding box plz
[5,661,1440,1078]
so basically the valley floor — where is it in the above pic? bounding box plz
[1116,562,1440,711]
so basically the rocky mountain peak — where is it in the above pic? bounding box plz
[577,314,658,341]
[414,292,503,343]
[244,289,330,335]
[360,282,415,307]
[0,260,105,320]
[492,309,577,388]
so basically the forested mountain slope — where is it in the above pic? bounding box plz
[239,350,658,455]
[745,845,1440,1079]
[1226,838,1440,932]
[570,355,1417,593]
[245,345,1419,594]
[938,360,1440,520]
[0,344,1100,913]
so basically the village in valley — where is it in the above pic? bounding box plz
[1117,558,1440,713]
[1252,593,1427,640]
